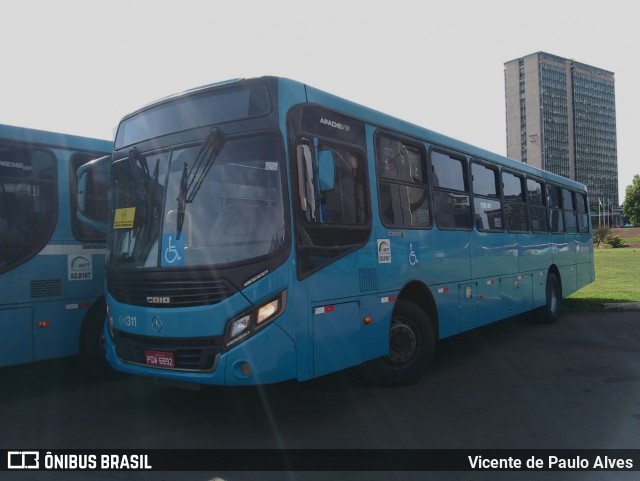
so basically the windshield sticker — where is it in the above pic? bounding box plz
[162,233,185,267]
[265,162,278,171]
[68,255,92,281]
[377,239,391,264]
[113,207,136,229]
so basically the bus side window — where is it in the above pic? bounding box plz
[471,161,503,232]
[547,184,564,233]
[376,135,430,228]
[563,188,578,234]
[316,147,367,226]
[430,149,471,230]
[576,192,590,234]
[502,170,528,233]
[0,145,57,274]
[527,178,547,233]
[294,139,370,277]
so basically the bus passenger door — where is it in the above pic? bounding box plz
[291,129,374,378]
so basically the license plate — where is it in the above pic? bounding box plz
[144,350,175,368]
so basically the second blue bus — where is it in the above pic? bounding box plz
[0,124,112,374]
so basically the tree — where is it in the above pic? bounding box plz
[622,175,640,226]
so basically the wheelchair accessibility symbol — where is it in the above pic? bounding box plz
[409,243,419,266]
[162,234,185,266]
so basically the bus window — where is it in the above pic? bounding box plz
[547,184,564,233]
[376,134,430,228]
[502,171,528,232]
[527,178,547,233]
[576,192,590,234]
[319,147,367,225]
[471,161,503,232]
[430,149,471,230]
[0,145,56,274]
[295,139,369,277]
[563,189,578,234]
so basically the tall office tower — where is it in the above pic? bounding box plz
[504,52,618,211]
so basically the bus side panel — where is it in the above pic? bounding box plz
[501,273,533,316]
[532,269,548,308]
[433,286,460,339]
[32,300,87,361]
[360,293,391,361]
[469,231,518,279]
[518,233,553,274]
[477,278,502,326]
[312,300,361,378]
[552,235,577,297]
[576,235,594,289]
[0,307,32,366]
[377,231,471,292]
[576,263,593,291]
[470,231,519,326]
[558,265,578,298]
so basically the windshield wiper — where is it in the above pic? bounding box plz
[176,128,226,240]
[128,147,149,199]
[176,162,188,240]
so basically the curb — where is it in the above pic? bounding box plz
[603,302,640,312]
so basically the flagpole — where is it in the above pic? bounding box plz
[598,198,601,228]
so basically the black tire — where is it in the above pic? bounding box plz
[78,297,117,379]
[536,272,561,324]
[362,300,435,387]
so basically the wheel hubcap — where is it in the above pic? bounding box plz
[388,319,417,364]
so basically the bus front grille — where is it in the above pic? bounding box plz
[107,270,236,308]
[113,330,224,371]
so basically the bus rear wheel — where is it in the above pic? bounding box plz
[364,300,435,387]
[536,272,561,324]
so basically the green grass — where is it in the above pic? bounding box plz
[564,247,640,311]
[617,236,640,246]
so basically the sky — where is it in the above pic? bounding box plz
[2,0,638,202]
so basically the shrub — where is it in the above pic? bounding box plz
[603,234,626,248]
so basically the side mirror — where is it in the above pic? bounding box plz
[77,171,88,214]
[317,150,335,192]
[76,155,111,233]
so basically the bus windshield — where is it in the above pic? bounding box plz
[107,133,286,269]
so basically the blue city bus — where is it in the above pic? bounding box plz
[103,77,594,386]
[0,124,112,375]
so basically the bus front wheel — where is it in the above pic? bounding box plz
[78,297,116,379]
[364,300,435,387]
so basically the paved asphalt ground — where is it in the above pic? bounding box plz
[1,309,638,481]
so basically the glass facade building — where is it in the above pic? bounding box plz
[504,52,618,212]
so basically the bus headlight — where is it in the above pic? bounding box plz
[257,299,280,324]
[224,291,287,349]
[106,304,114,339]
[230,315,251,338]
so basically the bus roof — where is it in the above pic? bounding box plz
[0,123,112,153]
[296,78,588,193]
[116,76,588,193]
